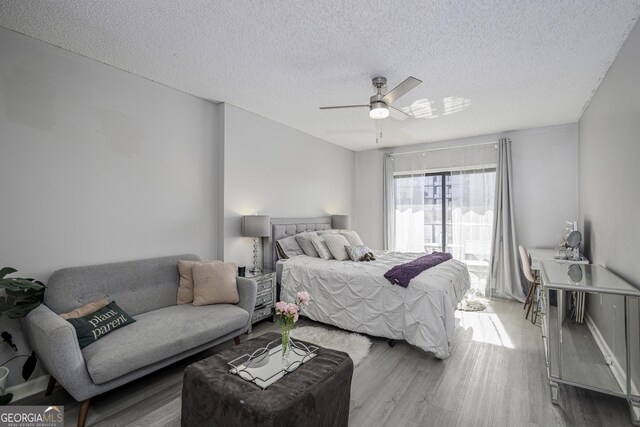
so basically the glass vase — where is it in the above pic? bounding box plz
[281,324,293,370]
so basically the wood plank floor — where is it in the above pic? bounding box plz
[17,299,633,426]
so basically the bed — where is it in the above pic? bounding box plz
[268,217,470,359]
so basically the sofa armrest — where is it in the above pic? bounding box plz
[235,276,257,320]
[22,304,92,396]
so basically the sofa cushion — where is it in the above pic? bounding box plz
[82,303,249,384]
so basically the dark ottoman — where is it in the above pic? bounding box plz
[181,332,354,427]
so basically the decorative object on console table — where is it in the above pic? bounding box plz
[242,215,270,274]
[246,270,276,334]
[331,214,350,230]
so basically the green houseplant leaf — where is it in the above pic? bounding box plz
[0,268,17,280]
[0,268,45,319]
[0,267,46,404]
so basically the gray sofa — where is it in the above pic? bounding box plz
[23,254,257,427]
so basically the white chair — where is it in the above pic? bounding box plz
[519,245,539,321]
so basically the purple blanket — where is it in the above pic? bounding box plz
[384,252,453,288]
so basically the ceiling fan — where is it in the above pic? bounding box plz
[319,76,422,120]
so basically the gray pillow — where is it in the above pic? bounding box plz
[311,236,334,260]
[346,245,373,262]
[322,234,351,261]
[295,232,319,257]
[340,230,364,247]
[276,235,304,259]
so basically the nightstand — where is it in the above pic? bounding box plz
[244,270,276,333]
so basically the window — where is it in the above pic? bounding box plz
[393,168,496,293]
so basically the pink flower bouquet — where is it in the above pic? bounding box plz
[275,291,310,327]
[275,291,310,360]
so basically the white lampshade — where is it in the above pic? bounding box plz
[331,215,350,230]
[241,215,270,238]
[369,102,389,119]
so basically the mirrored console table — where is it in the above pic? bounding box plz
[540,261,640,426]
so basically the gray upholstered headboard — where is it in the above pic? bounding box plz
[263,217,333,271]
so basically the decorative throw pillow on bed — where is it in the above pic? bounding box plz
[346,245,374,262]
[295,232,319,257]
[66,301,136,349]
[276,235,305,259]
[192,262,239,306]
[177,260,221,304]
[322,234,351,261]
[317,229,340,235]
[311,236,334,260]
[59,297,110,320]
[340,230,365,247]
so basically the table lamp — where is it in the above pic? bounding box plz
[241,215,270,273]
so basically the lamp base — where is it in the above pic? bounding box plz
[251,237,261,275]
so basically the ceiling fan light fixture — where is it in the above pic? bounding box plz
[369,101,389,119]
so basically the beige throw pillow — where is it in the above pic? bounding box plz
[177,260,221,304]
[192,262,239,306]
[323,234,351,261]
[59,297,109,320]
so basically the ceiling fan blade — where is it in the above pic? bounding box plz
[389,105,412,121]
[381,76,422,104]
[319,105,369,110]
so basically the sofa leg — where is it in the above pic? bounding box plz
[45,375,56,396]
[234,336,241,346]
[78,399,90,427]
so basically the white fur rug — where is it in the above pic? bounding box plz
[457,294,488,312]
[290,326,372,366]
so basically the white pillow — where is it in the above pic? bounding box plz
[340,230,364,247]
[317,229,340,235]
[322,234,351,261]
[311,236,334,260]
[295,232,319,257]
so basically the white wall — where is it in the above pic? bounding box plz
[354,123,579,250]
[222,104,355,267]
[0,28,220,387]
[579,20,640,378]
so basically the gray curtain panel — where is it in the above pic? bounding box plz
[489,138,526,301]
[383,153,395,251]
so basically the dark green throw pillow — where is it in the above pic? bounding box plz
[67,301,135,349]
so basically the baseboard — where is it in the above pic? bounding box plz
[585,313,627,391]
[6,374,48,402]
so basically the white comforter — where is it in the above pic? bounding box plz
[281,250,470,359]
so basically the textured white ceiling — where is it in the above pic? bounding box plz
[1,1,639,151]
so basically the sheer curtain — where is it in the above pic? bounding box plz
[384,143,498,296]
[392,153,429,252]
[449,146,496,296]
